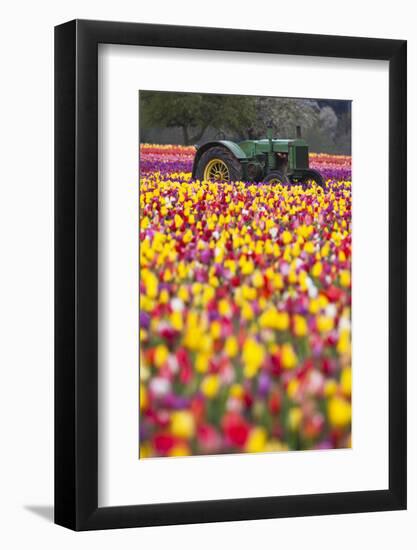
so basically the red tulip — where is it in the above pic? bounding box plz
[222,412,250,447]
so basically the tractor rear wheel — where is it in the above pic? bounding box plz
[195,146,243,183]
[300,169,325,188]
[263,171,290,185]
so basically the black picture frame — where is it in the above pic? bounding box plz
[55,19,407,531]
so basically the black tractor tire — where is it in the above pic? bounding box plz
[263,170,290,185]
[195,146,243,183]
[300,169,325,188]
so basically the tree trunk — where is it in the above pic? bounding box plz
[182,126,190,145]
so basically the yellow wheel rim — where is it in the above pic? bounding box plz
[203,158,230,182]
[268,178,281,185]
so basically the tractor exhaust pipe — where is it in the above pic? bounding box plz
[296,125,302,138]
[267,123,274,154]
[267,122,275,170]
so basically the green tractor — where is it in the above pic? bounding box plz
[192,126,324,187]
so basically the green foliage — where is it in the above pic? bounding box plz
[140,91,256,145]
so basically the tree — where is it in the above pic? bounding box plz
[250,96,320,139]
[140,91,256,145]
[319,106,338,138]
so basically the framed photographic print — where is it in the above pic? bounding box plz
[55,19,407,530]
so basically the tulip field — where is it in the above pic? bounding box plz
[139,144,352,458]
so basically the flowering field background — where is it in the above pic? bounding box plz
[139,144,352,458]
